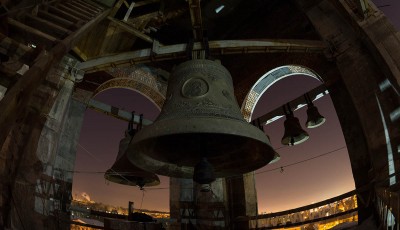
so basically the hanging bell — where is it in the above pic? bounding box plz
[127,59,278,179]
[304,93,326,128]
[306,104,326,128]
[105,116,160,188]
[105,134,160,188]
[281,104,309,146]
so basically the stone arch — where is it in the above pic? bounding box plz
[241,65,323,121]
[92,78,166,110]
[91,65,167,110]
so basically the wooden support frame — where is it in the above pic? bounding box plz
[69,0,100,15]
[58,4,93,21]
[188,0,203,41]
[0,33,34,64]
[64,2,97,18]
[0,9,110,147]
[357,0,370,18]
[86,99,153,125]
[123,2,135,21]
[128,11,159,22]
[109,0,126,17]
[108,16,157,44]
[8,18,58,43]
[38,10,75,29]
[72,46,88,61]
[78,39,328,72]
[75,0,104,11]
[25,14,72,39]
[48,6,83,23]
[133,0,160,8]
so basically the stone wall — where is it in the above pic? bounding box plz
[296,0,400,222]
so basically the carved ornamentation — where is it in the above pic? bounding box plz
[107,66,168,96]
[241,65,322,121]
[93,78,165,109]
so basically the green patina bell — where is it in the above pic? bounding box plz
[127,59,279,180]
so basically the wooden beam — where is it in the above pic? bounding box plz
[109,0,126,17]
[110,0,161,17]
[48,6,83,23]
[0,33,35,64]
[64,2,97,18]
[128,11,159,22]
[78,39,328,72]
[0,9,110,147]
[8,18,58,44]
[38,10,75,29]
[133,0,160,8]
[86,99,153,125]
[123,2,135,21]
[108,16,156,44]
[25,14,72,39]
[188,0,203,41]
[69,0,100,15]
[72,46,88,61]
[58,4,93,21]
[75,0,104,11]
[358,0,370,18]
[123,1,130,8]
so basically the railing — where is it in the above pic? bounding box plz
[374,170,400,229]
[235,190,359,229]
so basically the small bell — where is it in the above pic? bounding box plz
[105,113,160,188]
[281,103,309,146]
[305,94,326,128]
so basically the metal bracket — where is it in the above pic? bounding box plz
[186,36,210,60]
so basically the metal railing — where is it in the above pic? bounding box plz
[244,191,358,229]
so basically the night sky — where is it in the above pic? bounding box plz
[72,1,400,213]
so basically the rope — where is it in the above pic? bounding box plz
[140,190,145,209]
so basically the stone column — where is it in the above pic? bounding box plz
[226,172,258,230]
[296,0,400,222]
[53,98,86,206]
[170,178,229,229]
[10,78,86,229]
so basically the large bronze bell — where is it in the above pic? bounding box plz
[127,59,278,180]
[105,129,160,188]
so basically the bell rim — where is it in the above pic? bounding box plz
[104,169,161,187]
[306,117,326,128]
[281,133,310,146]
[127,117,279,178]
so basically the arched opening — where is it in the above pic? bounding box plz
[72,88,169,213]
[245,67,355,213]
[241,65,322,121]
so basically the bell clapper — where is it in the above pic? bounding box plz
[137,179,146,190]
[200,184,211,192]
[193,157,216,185]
